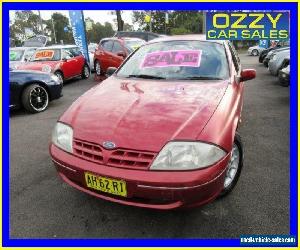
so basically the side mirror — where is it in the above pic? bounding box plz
[117,51,126,58]
[106,67,117,77]
[240,69,256,82]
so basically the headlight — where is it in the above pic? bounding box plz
[51,74,60,84]
[150,141,226,170]
[42,65,52,73]
[52,122,73,153]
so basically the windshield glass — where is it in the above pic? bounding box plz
[10,49,25,61]
[117,40,229,80]
[31,49,61,61]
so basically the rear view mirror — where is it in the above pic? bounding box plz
[106,67,117,77]
[240,69,256,82]
[117,51,126,58]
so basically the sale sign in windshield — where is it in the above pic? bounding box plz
[206,12,289,40]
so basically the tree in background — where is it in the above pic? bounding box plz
[85,18,114,43]
[48,13,73,44]
[116,10,124,31]
[10,11,41,46]
[132,10,203,35]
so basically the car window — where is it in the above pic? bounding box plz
[228,42,240,72]
[24,49,36,60]
[101,40,113,52]
[10,49,25,61]
[68,47,82,57]
[148,34,158,41]
[62,49,74,59]
[117,40,229,80]
[112,41,123,54]
[31,49,61,61]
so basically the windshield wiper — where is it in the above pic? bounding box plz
[126,74,166,80]
[177,76,224,80]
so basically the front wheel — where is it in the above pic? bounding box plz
[251,49,259,56]
[94,60,102,76]
[219,133,243,197]
[81,64,90,79]
[22,84,49,113]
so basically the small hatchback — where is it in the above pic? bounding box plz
[93,37,145,76]
[50,35,256,209]
[17,45,90,84]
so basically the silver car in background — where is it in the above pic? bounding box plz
[263,47,290,67]
[247,45,265,56]
[268,49,290,76]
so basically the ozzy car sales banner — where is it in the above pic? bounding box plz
[69,10,89,63]
[206,12,289,40]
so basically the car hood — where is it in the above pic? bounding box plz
[16,61,60,71]
[60,76,228,152]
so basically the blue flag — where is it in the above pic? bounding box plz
[69,10,89,63]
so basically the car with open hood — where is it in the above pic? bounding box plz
[50,35,256,209]
[16,45,90,84]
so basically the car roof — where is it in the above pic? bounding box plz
[146,34,225,45]
[37,45,78,49]
[10,47,37,50]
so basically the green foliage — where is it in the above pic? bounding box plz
[132,10,204,35]
[48,12,73,44]
[9,11,41,44]
[86,20,115,43]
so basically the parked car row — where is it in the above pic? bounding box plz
[9,35,148,113]
[248,40,290,87]
[258,45,290,87]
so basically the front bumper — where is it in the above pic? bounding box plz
[278,71,290,84]
[48,83,63,101]
[50,144,230,210]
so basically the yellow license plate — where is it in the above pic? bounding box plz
[85,172,127,197]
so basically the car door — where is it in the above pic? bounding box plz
[71,47,86,72]
[94,40,114,72]
[110,40,126,68]
[60,48,80,79]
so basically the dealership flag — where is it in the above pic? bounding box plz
[69,10,89,63]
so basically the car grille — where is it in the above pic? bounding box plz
[73,138,157,170]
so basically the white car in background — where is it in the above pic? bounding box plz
[247,45,265,56]
[88,43,98,71]
[9,47,37,69]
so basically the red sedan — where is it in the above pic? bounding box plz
[93,37,145,75]
[50,35,256,209]
[17,45,90,84]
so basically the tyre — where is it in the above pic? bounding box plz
[94,60,102,76]
[81,64,90,79]
[251,49,259,56]
[54,71,64,85]
[21,84,49,113]
[219,133,244,197]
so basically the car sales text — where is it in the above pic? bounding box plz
[206,13,289,40]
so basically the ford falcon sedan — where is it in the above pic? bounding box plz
[50,35,256,209]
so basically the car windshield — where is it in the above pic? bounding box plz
[117,40,229,80]
[10,49,25,61]
[31,49,61,61]
[124,40,145,51]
